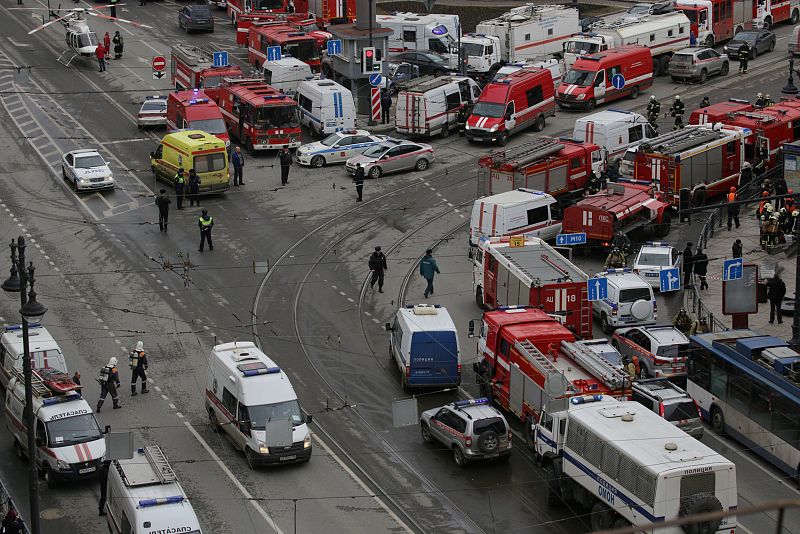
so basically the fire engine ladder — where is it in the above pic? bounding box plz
[10,367,50,397]
[560,341,629,390]
[144,445,178,484]
[730,111,777,123]
[514,339,559,377]
[488,138,564,170]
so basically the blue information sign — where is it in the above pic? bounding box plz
[556,233,587,246]
[212,51,228,68]
[587,277,608,302]
[723,258,743,281]
[659,267,681,293]
[369,73,382,87]
[267,46,282,62]
[327,39,342,56]
[611,73,625,90]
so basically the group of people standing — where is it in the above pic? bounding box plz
[95,31,124,73]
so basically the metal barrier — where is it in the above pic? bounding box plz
[0,475,28,533]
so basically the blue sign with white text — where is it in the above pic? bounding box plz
[369,73,382,87]
[659,268,681,292]
[723,258,743,281]
[556,233,587,246]
[267,46,282,62]
[587,278,608,302]
[213,51,228,68]
[327,39,342,56]
[611,73,625,90]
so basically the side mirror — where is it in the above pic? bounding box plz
[306,414,313,424]
[239,421,251,434]
[150,152,156,158]
[468,320,475,338]
[504,113,512,121]
[384,322,392,332]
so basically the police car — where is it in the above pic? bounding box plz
[295,130,388,168]
[61,149,115,191]
[633,241,682,289]
[592,268,657,334]
[137,95,167,128]
[611,325,689,379]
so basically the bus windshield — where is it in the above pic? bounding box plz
[255,105,299,129]
[285,41,319,62]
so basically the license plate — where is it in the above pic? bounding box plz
[79,467,96,474]
[645,272,658,277]
[279,455,296,461]
[485,453,499,458]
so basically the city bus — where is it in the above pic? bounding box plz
[688,330,800,482]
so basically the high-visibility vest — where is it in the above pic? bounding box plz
[728,192,736,202]
[175,174,185,184]
[199,216,213,227]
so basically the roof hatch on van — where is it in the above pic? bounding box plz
[236,361,281,377]
[412,304,438,316]
[230,351,256,362]
[317,81,336,86]
[188,133,206,139]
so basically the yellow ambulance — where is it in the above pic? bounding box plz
[150,130,229,193]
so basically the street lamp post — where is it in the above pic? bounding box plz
[782,58,798,96]
[2,237,47,534]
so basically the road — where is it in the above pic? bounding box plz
[0,1,798,532]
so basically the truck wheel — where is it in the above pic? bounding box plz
[711,406,726,434]
[475,286,484,308]
[629,85,640,99]
[655,211,671,237]
[311,155,326,168]
[498,132,509,146]
[612,517,629,529]
[763,17,772,30]
[208,408,220,433]
[453,446,467,467]
[245,448,258,470]
[45,469,58,489]
[705,35,715,48]
[600,313,612,334]
[699,69,707,84]
[590,502,614,531]
[585,99,596,112]
[420,423,433,443]
[679,494,723,532]
[793,9,799,24]
[533,114,545,132]
[720,62,729,76]
[440,124,450,138]
[478,431,499,453]
[544,463,561,506]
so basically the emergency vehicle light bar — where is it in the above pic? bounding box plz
[189,98,210,105]
[604,268,632,274]
[138,496,185,507]
[646,241,669,246]
[4,323,42,331]
[42,394,81,406]
[241,366,281,377]
[454,398,489,408]
[570,394,603,405]
[607,108,632,114]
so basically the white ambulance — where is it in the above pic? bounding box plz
[395,75,481,138]
[0,324,68,389]
[262,57,313,98]
[296,79,356,136]
[106,445,202,534]
[205,341,312,467]
[5,368,105,488]
[469,189,562,246]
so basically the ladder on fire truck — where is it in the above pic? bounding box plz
[485,138,564,170]
[144,445,178,484]
[728,111,778,124]
[514,339,559,377]
[559,340,629,390]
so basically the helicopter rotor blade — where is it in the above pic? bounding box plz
[92,4,128,9]
[28,13,73,34]
[87,11,152,28]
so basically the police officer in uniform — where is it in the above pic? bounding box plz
[129,340,149,396]
[353,163,365,202]
[647,95,660,130]
[738,42,751,73]
[368,246,387,293]
[670,95,685,130]
[198,209,214,252]
[174,167,186,210]
[96,357,121,412]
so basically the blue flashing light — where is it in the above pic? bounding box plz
[241,366,281,377]
[645,241,669,247]
[431,24,449,36]
[4,323,42,332]
[454,397,489,408]
[607,108,631,114]
[263,95,283,100]
[139,496,185,508]
[189,98,210,105]
[604,268,632,274]
[570,394,603,405]
[42,394,81,406]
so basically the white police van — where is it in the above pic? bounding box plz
[296,79,356,137]
[0,324,68,389]
[205,341,312,467]
[106,445,202,534]
[592,268,657,334]
[633,241,682,289]
[386,304,460,389]
[5,368,105,488]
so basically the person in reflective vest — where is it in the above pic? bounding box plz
[726,187,740,230]
[96,357,121,412]
[174,167,186,210]
[198,209,214,252]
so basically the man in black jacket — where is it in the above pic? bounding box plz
[767,274,787,324]
[682,242,694,288]
[155,189,170,232]
[380,90,392,125]
[368,246,387,293]
[693,247,709,290]
[354,163,364,201]
[279,146,293,186]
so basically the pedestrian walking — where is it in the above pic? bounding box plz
[670,95,685,130]
[682,242,694,287]
[420,248,440,298]
[96,43,107,72]
[231,146,245,186]
[767,274,787,324]
[139,0,146,7]
[98,459,111,516]
[155,188,171,232]
[72,371,81,387]
[353,163,364,201]
[174,167,186,210]
[380,90,392,125]
[279,146,292,185]
[693,247,709,290]
[198,209,214,252]
[732,239,743,258]
[96,357,121,412]
[726,187,740,230]
[738,42,750,73]
[188,168,201,207]
[129,341,149,396]
[113,31,124,60]
[2,508,24,533]
[369,246,387,293]
[103,32,111,60]
[647,95,660,130]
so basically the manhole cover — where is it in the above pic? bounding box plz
[40,508,64,520]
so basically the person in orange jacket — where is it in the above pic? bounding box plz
[727,186,740,230]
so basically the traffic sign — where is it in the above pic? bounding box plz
[267,46,282,62]
[723,258,743,281]
[151,55,167,72]
[369,72,382,87]
[213,51,228,68]
[152,71,165,80]
[659,267,681,293]
[556,233,586,246]
[611,73,625,90]
[509,236,525,248]
[327,39,342,56]
[587,277,608,302]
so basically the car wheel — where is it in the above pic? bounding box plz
[420,423,433,443]
[600,313,612,334]
[74,176,80,191]
[45,469,58,489]
[629,85,640,99]
[497,132,509,146]
[208,408,220,433]
[311,155,326,168]
[585,99,596,112]
[415,158,429,171]
[711,406,726,434]
[699,69,707,84]
[369,166,382,179]
[452,446,467,467]
[533,114,545,132]
[705,36,715,48]
[769,40,775,52]
[720,62,729,76]
[478,431,499,453]
[752,49,758,59]
[389,83,398,96]
[62,166,68,181]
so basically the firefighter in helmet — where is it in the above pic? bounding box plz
[755,93,766,108]
[670,95,685,130]
[604,247,627,269]
[611,230,631,256]
[647,95,660,129]
[672,308,692,334]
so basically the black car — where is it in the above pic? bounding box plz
[390,51,451,76]
[178,4,215,33]
[723,30,776,59]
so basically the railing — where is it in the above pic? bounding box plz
[0,475,29,534]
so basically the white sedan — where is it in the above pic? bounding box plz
[61,149,115,191]
[633,241,682,289]
[295,130,387,168]
[137,95,167,128]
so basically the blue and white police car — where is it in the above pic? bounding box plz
[295,129,388,168]
[632,241,682,289]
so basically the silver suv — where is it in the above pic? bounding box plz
[632,378,703,439]
[420,398,511,466]
[669,47,729,83]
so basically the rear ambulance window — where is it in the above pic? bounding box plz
[194,153,226,173]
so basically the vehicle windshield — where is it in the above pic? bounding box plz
[285,41,319,62]
[188,118,227,134]
[74,155,106,168]
[663,400,698,422]
[619,287,652,303]
[203,75,222,88]
[637,252,671,266]
[628,4,651,14]
[657,342,689,360]
[472,101,505,118]
[46,413,102,447]
[255,104,300,129]
[562,69,594,86]
[193,153,226,172]
[363,144,390,157]
[141,101,166,112]
[680,8,699,24]
[320,133,341,147]
[473,417,506,435]
[78,33,99,48]
[243,399,304,430]
[254,0,282,8]
[565,41,599,55]
[462,42,484,57]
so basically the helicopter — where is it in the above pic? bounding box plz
[27,5,151,66]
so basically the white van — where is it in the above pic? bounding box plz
[296,79,356,137]
[0,324,68,389]
[262,57,313,99]
[469,189,563,246]
[205,341,312,467]
[493,58,564,86]
[395,75,481,138]
[572,109,658,164]
[5,370,105,488]
[385,304,460,389]
[106,445,202,534]
[592,268,657,334]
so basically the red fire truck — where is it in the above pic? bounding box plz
[675,0,753,47]
[689,98,753,126]
[712,105,800,169]
[562,183,672,244]
[473,236,592,338]
[471,307,630,422]
[218,78,301,151]
[166,90,230,147]
[234,13,329,47]
[753,0,800,30]
[477,137,605,198]
[171,45,243,103]
[248,24,322,71]
[229,0,354,26]
[228,0,287,24]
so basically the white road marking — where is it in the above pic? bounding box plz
[168,403,176,410]
[347,297,354,303]
[338,291,347,296]
[101,138,150,145]
[161,394,169,401]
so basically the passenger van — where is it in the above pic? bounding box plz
[572,109,657,163]
[395,75,481,138]
[150,130,230,193]
[296,79,356,137]
[492,58,564,85]
[5,371,105,488]
[469,189,562,246]
[205,341,312,467]
[262,57,313,98]
[166,90,230,147]
[556,46,653,112]
[385,304,460,389]
[0,324,68,389]
[466,68,555,146]
[106,445,203,534]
